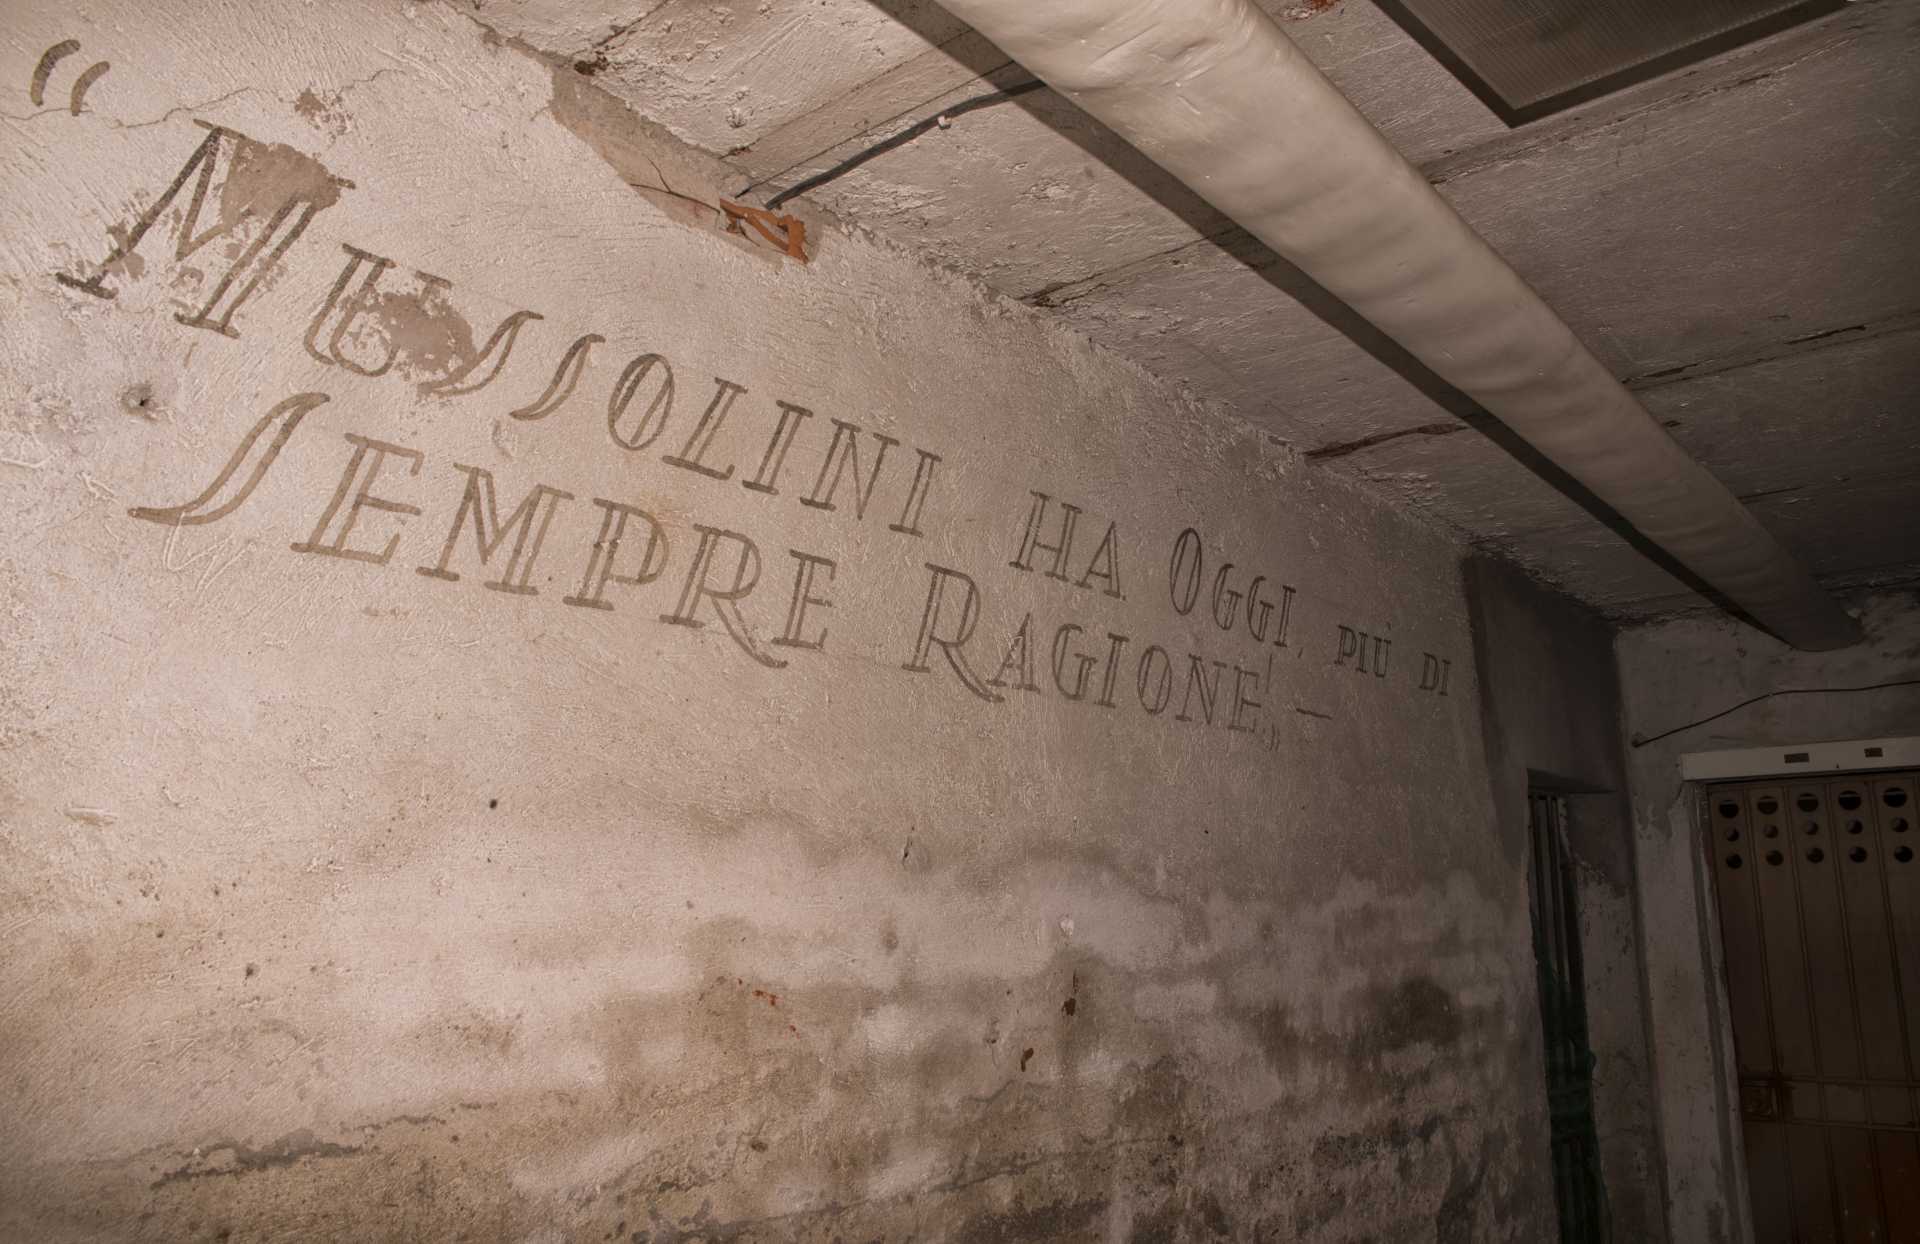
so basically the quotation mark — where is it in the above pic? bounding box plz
[30,40,110,116]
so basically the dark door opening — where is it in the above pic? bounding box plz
[1705,772,1920,1242]
[1529,790,1608,1242]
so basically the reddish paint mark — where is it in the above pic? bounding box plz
[751,988,780,1008]
[1280,0,1340,17]
[719,198,808,263]
[1020,1047,1035,1072]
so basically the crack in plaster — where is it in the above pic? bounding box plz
[1,66,405,134]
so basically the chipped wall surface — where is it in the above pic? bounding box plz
[1619,591,1920,1244]
[2,2,1552,1238]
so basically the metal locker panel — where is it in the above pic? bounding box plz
[1784,783,1863,1083]
[1827,1083,1869,1124]
[1709,771,1920,1244]
[1828,1127,1885,1243]
[1873,1131,1920,1240]
[1786,1122,1840,1242]
[1746,1119,1798,1244]
[1868,1085,1913,1127]
[1752,786,1821,1076]
[1834,787,1910,1085]
[1789,1078,1824,1123]
[1868,777,1920,1075]
[1715,790,1779,1075]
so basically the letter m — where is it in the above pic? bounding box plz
[57,121,350,338]
[417,466,574,596]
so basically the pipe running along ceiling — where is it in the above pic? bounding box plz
[921,0,1862,651]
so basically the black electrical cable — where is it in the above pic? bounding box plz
[762,79,1046,210]
[1629,677,1920,748]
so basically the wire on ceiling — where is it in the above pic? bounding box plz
[1629,678,1920,748]
[760,79,1046,210]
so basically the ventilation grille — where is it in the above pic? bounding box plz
[1373,0,1845,124]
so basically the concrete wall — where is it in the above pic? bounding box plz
[1620,590,1920,1244]
[1465,558,1667,1243]
[0,2,1553,1238]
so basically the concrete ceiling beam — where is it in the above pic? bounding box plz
[917,0,1865,650]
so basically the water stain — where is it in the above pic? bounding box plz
[951,1196,1104,1244]
[154,1130,361,1187]
[1355,975,1462,1055]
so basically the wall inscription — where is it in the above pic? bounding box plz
[52,116,1461,748]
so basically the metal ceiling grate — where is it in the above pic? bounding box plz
[1372,0,1846,125]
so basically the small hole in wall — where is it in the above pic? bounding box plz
[488,798,499,809]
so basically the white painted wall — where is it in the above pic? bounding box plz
[0,2,1551,1237]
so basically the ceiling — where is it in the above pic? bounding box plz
[474,0,1920,622]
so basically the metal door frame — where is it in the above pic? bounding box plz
[1528,788,1610,1243]
[1685,737,1920,1244]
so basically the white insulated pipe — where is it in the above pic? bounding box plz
[927,0,1860,650]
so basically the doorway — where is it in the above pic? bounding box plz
[1704,771,1920,1241]
[1529,790,1609,1243]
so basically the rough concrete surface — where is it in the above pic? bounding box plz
[1620,590,1920,1244]
[0,1,1553,1239]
